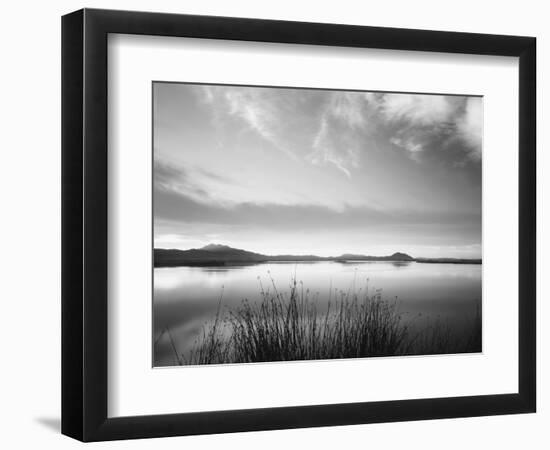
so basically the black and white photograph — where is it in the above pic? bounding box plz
[0,0,543,447]
[153,82,483,366]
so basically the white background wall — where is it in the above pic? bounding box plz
[0,0,546,448]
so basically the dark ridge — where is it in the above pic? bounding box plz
[154,244,481,267]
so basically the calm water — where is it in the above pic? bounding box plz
[153,261,481,366]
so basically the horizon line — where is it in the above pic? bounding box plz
[153,244,482,261]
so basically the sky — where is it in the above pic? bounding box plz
[153,82,482,258]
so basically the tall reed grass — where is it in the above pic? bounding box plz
[172,276,481,365]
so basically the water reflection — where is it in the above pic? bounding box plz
[153,261,481,366]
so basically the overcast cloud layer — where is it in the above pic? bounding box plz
[153,83,482,258]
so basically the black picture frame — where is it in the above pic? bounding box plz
[62,8,536,442]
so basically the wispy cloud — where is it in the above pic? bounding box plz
[154,158,209,201]
[197,85,482,175]
[309,117,360,177]
[455,97,483,161]
[154,157,237,204]
[376,93,456,126]
[308,92,371,176]
[200,85,298,159]
[330,92,368,129]
[308,91,482,175]
[368,93,482,163]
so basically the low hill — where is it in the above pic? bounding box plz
[337,252,414,262]
[154,245,268,267]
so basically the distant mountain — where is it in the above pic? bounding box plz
[154,244,267,267]
[201,244,236,252]
[390,252,415,261]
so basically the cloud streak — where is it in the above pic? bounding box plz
[155,187,480,233]
[200,85,305,159]
[154,157,239,204]
[308,92,371,176]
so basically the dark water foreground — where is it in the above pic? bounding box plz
[154,261,482,366]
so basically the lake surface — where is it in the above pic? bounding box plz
[153,261,481,366]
